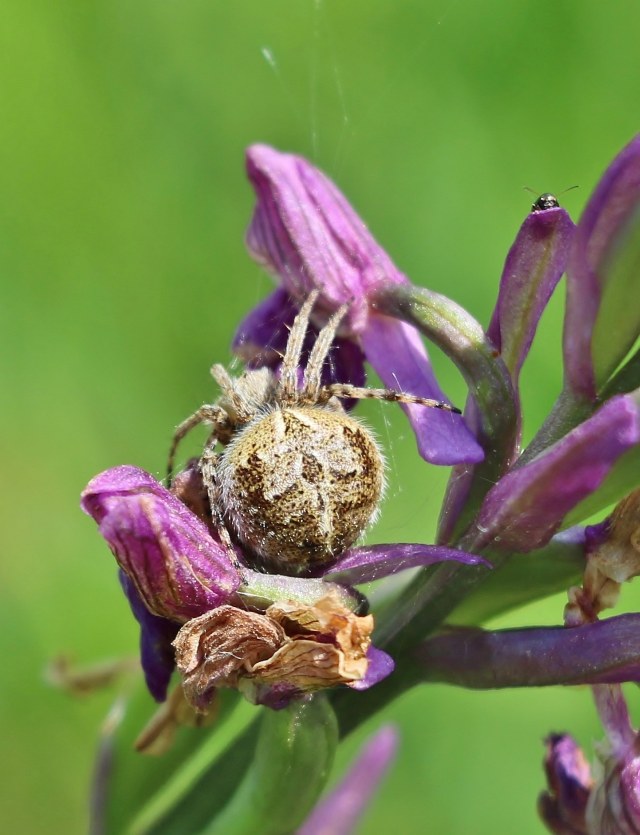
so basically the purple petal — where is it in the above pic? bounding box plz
[565,134,640,399]
[322,543,489,585]
[119,570,177,702]
[320,337,367,403]
[619,758,640,830]
[417,614,640,688]
[246,144,407,333]
[538,734,592,835]
[232,288,366,404]
[82,465,168,507]
[349,647,395,691]
[591,685,635,752]
[298,726,398,835]
[487,207,575,383]
[232,287,299,367]
[245,146,479,465]
[586,690,640,833]
[82,466,241,622]
[471,394,640,552]
[361,314,484,465]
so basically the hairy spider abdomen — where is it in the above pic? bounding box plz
[218,406,385,575]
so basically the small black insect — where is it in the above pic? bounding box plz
[525,185,578,213]
[531,192,560,212]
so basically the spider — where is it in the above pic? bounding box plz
[167,290,461,577]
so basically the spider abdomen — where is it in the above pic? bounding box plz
[218,406,385,575]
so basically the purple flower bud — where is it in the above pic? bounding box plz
[581,685,640,834]
[81,466,241,623]
[471,394,640,553]
[299,726,398,835]
[540,688,640,834]
[587,754,640,834]
[487,202,575,450]
[539,734,592,834]
[240,144,482,466]
[488,206,575,390]
[565,134,640,400]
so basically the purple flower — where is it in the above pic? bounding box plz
[539,734,592,835]
[236,144,483,466]
[82,465,485,708]
[540,688,640,835]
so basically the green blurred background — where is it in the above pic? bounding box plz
[3,1,640,832]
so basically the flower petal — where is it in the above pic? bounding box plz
[232,287,366,398]
[360,314,484,464]
[538,734,592,835]
[246,146,479,465]
[348,647,395,691]
[565,134,640,399]
[298,726,398,835]
[119,571,177,702]
[246,144,405,333]
[232,287,298,367]
[174,592,377,710]
[487,206,575,384]
[322,543,489,586]
[82,466,241,622]
[470,394,640,552]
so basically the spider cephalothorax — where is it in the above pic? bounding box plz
[168,292,460,576]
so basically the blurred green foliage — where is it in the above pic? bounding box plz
[3,1,640,832]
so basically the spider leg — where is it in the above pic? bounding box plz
[301,300,350,402]
[318,384,462,413]
[210,364,238,402]
[166,404,227,486]
[200,441,245,576]
[278,289,320,401]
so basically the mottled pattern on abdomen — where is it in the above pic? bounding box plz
[217,406,385,575]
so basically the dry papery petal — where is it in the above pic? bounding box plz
[568,489,640,624]
[173,593,373,711]
[591,489,640,584]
